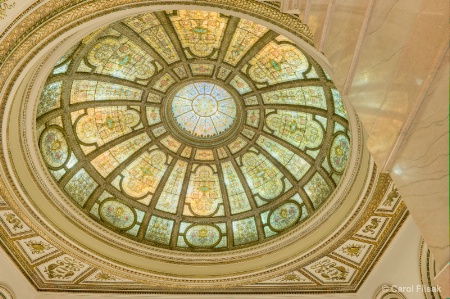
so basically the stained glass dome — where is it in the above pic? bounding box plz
[36,10,351,251]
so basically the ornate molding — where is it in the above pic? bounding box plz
[0,174,409,292]
[420,240,443,299]
[0,285,14,299]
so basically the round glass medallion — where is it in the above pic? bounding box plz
[171,82,237,138]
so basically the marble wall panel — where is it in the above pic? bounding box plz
[323,0,369,88]
[390,49,449,272]
[304,0,329,46]
[347,0,420,130]
[346,0,447,166]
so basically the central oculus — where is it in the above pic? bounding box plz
[170,82,237,138]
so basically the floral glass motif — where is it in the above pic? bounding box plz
[87,35,156,82]
[124,12,180,64]
[266,110,323,150]
[170,10,228,57]
[224,19,269,65]
[230,75,252,94]
[118,150,168,199]
[262,86,327,109]
[171,82,237,138]
[330,134,350,173]
[153,74,175,92]
[184,225,222,248]
[99,199,136,230]
[269,202,301,231]
[155,160,188,213]
[184,166,223,217]
[37,82,62,117]
[228,137,247,154]
[160,135,181,152]
[70,80,142,104]
[248,42,308,85]
[190,64,215,76]
[221,162,251,214]
[195,149,214,161]
[240,150,284,200]
[74,106,141,148]
[90,133,151,177]
[246,110,260,128]
[146,107,162,126]
[40,127,69,168]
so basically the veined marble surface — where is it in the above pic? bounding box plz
[322,0,448,169]
[390,49,449,272]
[303,1,448,288]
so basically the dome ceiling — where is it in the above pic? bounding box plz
[36,10,350,251]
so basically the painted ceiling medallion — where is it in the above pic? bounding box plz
[35,10,351,252]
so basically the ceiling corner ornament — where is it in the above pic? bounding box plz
[0,285,14,299]
[0,0,14,20]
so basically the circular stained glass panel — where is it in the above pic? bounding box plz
[171,82,237,138]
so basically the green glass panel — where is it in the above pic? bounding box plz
[64,169,98,206]
[232,217,258,246]
[221,161,251,214]
[37,82,62,117]
[170,10,228,57]
[304,173,331,209]
[256,135,310,180]
[155,160,188,213]
[145,216,174,245]
[224,19,268,65]
[240,150,284,200]
[248,42,308,85]
[266,110,323,150]
[87,35,156,81]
